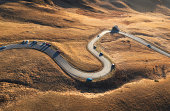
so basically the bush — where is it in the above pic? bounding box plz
[154,80,159,82]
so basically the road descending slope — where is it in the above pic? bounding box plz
[0,30,113,81]
[119,31,170,57]
[0,28,169,82]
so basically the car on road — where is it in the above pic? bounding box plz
[147,44,151,48]
[93,46,96,49]
[99,52,103,56]
[0,46,6,50]
[41,42,46,46]
[45,43,51,47]
[32,41,37,44]
[111,64,115,69]
[86,78,93,82]
[110,25,119,34]
[46,43,49,46]
[57,50,61,54]
[21,40,26,44]
[25,40,29,44]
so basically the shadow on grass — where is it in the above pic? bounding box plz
[0,67,153,93]
[74,68,151,93]
[0,0,20,5]
[0,79,30,86]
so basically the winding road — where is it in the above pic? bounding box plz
[111,26,170,57]
[0,26,169,81]
[0,30,113,81]
[119,31,170,57]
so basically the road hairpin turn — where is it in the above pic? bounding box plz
[0,26,169,82]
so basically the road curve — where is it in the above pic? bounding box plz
[1,27,168,81]
[0,30,113,80]
[119,31,170,57]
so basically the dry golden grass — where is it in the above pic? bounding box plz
[0,49,75,92]
[0,0,170,110]
[54,41,102,72]
[2,75,170,111]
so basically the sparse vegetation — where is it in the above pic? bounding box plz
[0,0,170,111]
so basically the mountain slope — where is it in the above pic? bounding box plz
[0,0,170,111]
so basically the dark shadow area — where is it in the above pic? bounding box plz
[99,4,115,10]
[122,0,170,12]
[41,46,49,51]
[0,48,167,93]
[21,1,56,13]
[0,64,160,93]
[74,68,151,93]
[0,79,30,86]
[0,0,20,5]
[0,0,170,13]
[29,42,36,47]
[110,1,126,8]
[52,0,91,9]
[20,0,98,12]
[52,52,60,58]
[161,0,170,8]
[51,0,104,13]
[0,8,63,28]
[131,32,154,37]
[0,1,64,28]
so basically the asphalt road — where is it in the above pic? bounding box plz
[1,29,169,81]
[0,30,113,80]
[119,31,170,57]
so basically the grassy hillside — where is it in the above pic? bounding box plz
[1,76,170,111]
[0,0,169,110]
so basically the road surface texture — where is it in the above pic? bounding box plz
[0,30,113,81]
[0,29,169,81]
[119,31,170,57]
